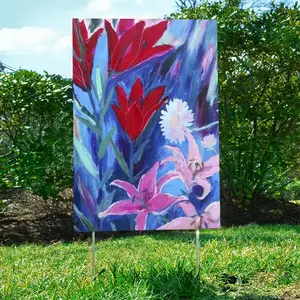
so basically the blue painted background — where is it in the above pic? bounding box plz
[74,19,219,232]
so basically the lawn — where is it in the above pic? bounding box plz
[0,224,299,299]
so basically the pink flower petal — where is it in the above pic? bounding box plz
[206,220,220,228]
[205,201,220,222]
[138,161,159,199]
[111,180,138,198]
[147,194,187,213]
[135,210,148,230]
[193,177,211,200]
[160,155,177,166]
[198,155,220,178]
[157,217,200,230]
[157,171,185,192]
[77,174,96,215]
[98,199,141,218]
[160,155,191,189]
[176,201,198,217]
[202,44,215,78]
[74,115,80,140]
[185,131,202,164]
[163,145,185,160]
[200,202,220,229]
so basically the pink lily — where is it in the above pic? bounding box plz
[161,131,219,200]
[157,201,220,230]
[200,201,221,228]
[98,162,188,230]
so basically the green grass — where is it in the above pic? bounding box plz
[0,225,299,299]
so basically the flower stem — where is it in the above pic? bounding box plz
[193,121,219,132]
[87,89,98,124]
[87,86,104,206]
[130,141,134,181]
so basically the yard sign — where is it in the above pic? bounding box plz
[73,19,220,232]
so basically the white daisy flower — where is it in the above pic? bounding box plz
[201,134,217,150]
[159,99,194,144]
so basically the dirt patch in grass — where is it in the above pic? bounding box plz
[0,188,78,245]
[1,189,299,245]
[0,189,143,245]
[281,282,300,299]
[221,197,300,227]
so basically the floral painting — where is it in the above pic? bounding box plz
[73,18,220,232]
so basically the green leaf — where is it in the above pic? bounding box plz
[133,167,148,182]
[110,222,117,231]
[98,127,115,159]
[111,141,130,177]
[74,136,98,177]
[81,106,95,121]
[74,205,96,231]
[97,190,116,215]
[133,139,150,164]
[95,67,103,103]
[74,98,82,111]
[74,225,81,232]
[74,98,95,124]
[75,115,101,134]
[98,166,114,190]
[101,88,114,120]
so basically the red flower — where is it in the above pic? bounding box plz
[105,19,174,74]
[73,19,103,90]
[112,78,168,140]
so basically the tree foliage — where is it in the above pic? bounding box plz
[176,0,200,10]
[1,1,299,211]
[170,0,300,208]
[0,70,73,198]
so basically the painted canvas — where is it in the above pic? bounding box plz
[73,19,220,232]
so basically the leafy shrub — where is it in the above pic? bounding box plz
[0,70,73,198]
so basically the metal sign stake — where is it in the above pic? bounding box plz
[91,231,95,279]
[195,229,200,277]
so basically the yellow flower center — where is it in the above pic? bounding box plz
[170,114,180,127]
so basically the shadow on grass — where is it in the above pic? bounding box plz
[97,260,231,300]
[234,294,282,300]
[1,217,299,246]
[235,296,280,300]
[94,260,282,300]
[145,224,300,246]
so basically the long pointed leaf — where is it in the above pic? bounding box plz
[111,141,130,177]
[81,106,95,121]
[74,98,82,111]
[74,137,98,177]
[74,225,81,232]
[74,205,96,231]
[133,139,150,164]
[101,88,114,120]
[74,97,95,122]
[98,127,115,159]
[133,167,148,182]
[96,66,103,103]
[110,222,117,231]
[98,166,114,190]
[76,115,101,134]
[77,175,96,215]
[97,190,116,215]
